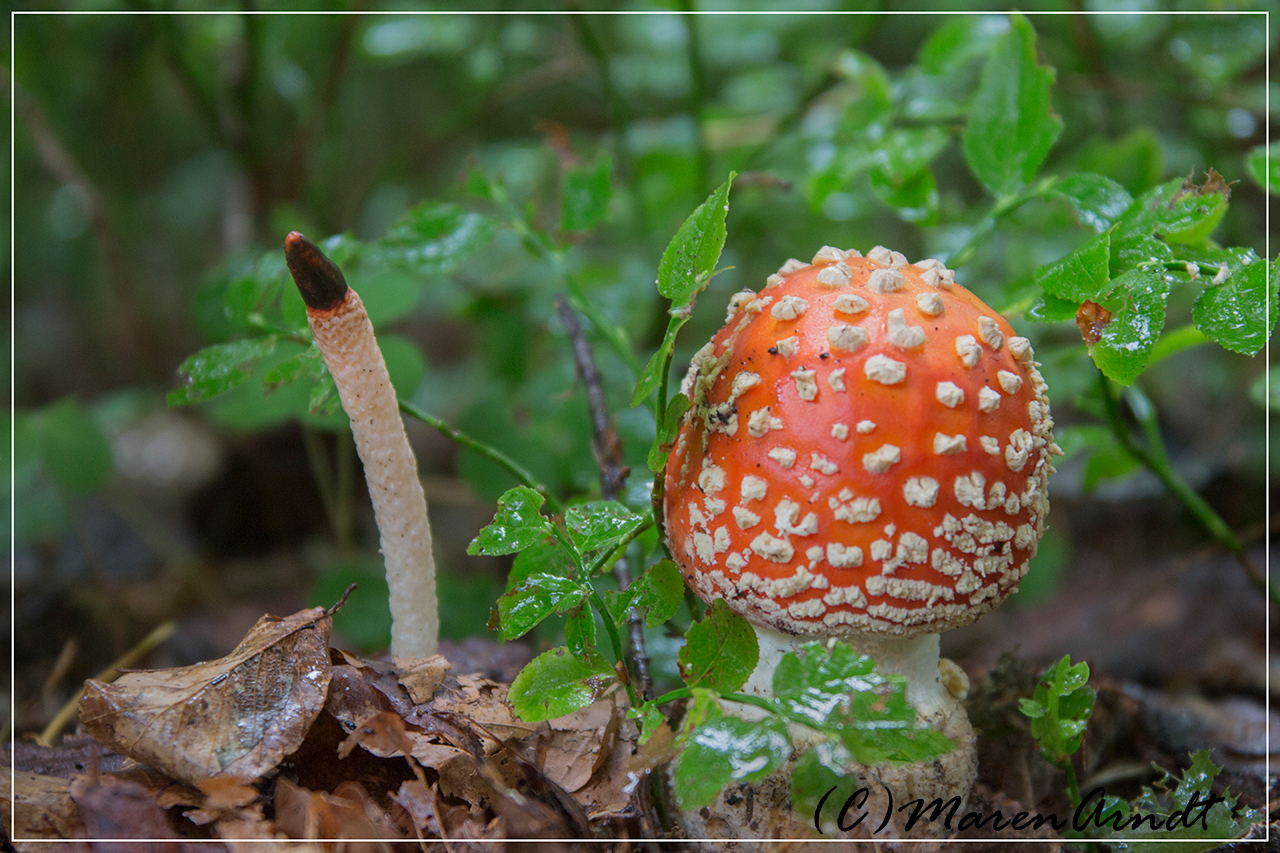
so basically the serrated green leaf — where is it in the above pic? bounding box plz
[563,608,597,657]
[611,559,685,628]
[496,572,588,640]
[168,337,280,407]
[791,741,863,834]
[1192,253,1276,356]
[508,536,575,591]
[1035,232,1111,303]
[38,398,114,494]
[467,486,553,556]
[1246,142,1278,195]
[564,500,645,556]
[223,272,282,329]
[1091,267,1171,386]
[1026,293,1080,323]
[962,14,1062,197]
[561,155,613,233]
[769,641,952,766]
[1049,172,1133,233]
[508,646,615,722]
[379,201,495,276]
[671,714,791,810]
[1100,749,1264,850]
[262,345,323,394]
[1111,177,1229,274]
[657,174,735,307]
[679,599,758,693]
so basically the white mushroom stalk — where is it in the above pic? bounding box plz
[285,232,438,659]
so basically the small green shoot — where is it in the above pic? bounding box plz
[1019,654,1095,808]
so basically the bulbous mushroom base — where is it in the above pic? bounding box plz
[675,701,975,848]
[675,627,977,848]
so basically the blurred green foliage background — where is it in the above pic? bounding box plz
[9,6,1274,715]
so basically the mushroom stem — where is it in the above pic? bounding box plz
[285,232,439,659]
[742,625,952,722]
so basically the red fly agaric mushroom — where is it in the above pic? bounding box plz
[664,245,1059,816]
[285,232,439,660]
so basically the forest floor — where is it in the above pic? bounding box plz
[5,422,1275,851]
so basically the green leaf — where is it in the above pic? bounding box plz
[647,392,691,473]
[633,174,736,410]
[379,201,495,276]
[508,646,615,722]
[561,155,613,233]
[609,559,685,628]
[791,741,863,834]
[1049,173,1133,233]
[678,599,758,693]
[917,15,1011,77]
[1034,232,1111,303]
[168,337,280,406]
[262,345,324,394]
[467,486,553,556]
[1111,177,1229,274]
[496,572,588,640]
[962,14,1063,197]
[1246,142,1278,194]
[563,608,598,657]
[631,560,686,628]
[1091,267,1171,386]
[1026,292,1080,323]
[671,714,791,810]
[1192,253,1276,356]
[657,173,735,308]
[770,641,951,765]
[1100,750,1263,849]
[38,398,114,494]
[507,536,575,591]
[1024,655,1095,763]
[564,500,645,556]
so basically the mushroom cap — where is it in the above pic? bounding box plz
[663,247,1058,640]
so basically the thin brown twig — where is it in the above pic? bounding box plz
[555,295,654,702]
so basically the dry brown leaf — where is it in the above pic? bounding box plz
[429,675,537,746]
[541,698,618,793]
[3,768,86,850]
[337,710,413,759]
[395,653,451,704]
[69,771,183,845]
[78,606,334,786]
[273,776,403,847]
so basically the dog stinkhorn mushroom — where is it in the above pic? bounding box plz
[286,232,439,659]
[665,245,1060,834]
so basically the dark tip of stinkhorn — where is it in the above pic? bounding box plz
[285,232,349,311]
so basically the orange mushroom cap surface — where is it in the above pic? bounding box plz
[663,246,1058,640]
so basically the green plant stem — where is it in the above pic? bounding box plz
[590,588,641,708]
[947,178,1057,269]
[397,398,561,514]
[1096,373,1269,599]
[586,523,654,577]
